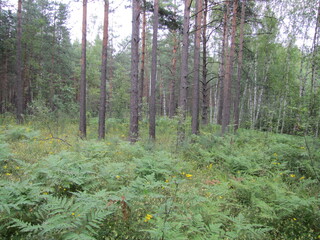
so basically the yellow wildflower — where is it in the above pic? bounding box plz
[5,173,11,176]
[273,153,278,157]
[165,179,169,183]
[207,163,213,169]
[116,175,121,179]
[290,174,296,178]
[185,174,193,178]
[3,165,7,169]
[71,212,75,216]
[299,176,305,180]
[218,196,223,199]
[144,214,153,222]
[15,166,20,170]
[293,218,297,221]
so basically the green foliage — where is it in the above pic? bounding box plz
[0,122,320,239]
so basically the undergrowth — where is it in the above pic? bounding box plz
[0,116,319,239]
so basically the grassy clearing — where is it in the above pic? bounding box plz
[0,116,319,239]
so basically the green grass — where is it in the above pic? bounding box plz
[0,116,319,240]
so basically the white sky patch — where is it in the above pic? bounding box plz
[63,0,132,45]
[5,0,132,47]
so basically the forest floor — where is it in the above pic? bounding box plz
[0,115,319,240]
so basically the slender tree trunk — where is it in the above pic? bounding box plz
[139,1,146,119]
[149,0,159,140]
[311,0,320,92]
[49,15,56,111]
[201,0,209,125]
[217,1,230,125]
[179,0,191,115]
[234,0,246,132]
[221,0,238,135]
[129,0,140,143]
[79,0,87,138]
[177,0,191,142]
[16,0,23,123]
[169,29,178,118]
[0,51,8,113]
[252,54,257,129]
[98,0,109,139]
[191,0,202,135]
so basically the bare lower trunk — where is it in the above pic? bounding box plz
[217,1,229,125]
[179,0,191,114]
[169,30,178,118]
[16,0,23,123]
[130,0,140,142]
[149,0,159,140]
[221,0,238,135]
[98,0,109,139]
[201,0,209,125]
[139,2,146,119]
[79,0,87,138]
[177,0,191,142]
[191,0,203,135]
[234,0,246,132]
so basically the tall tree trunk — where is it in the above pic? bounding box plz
[98,0,109,139]
[179,0,191,115]
[169,29,178,118]
[149,0,159,140]
[191,0,202,135]
[234,0,246,132]
[178,0,191,142]
[49,15,56,111]
[201,0,209,125]
[0,51,8,113]
[129,0,140,143]
[221,0,238,135]
[16,0,23,123]
[139,1,146,119]
[217,1,230,125]
[168,0,178,118]
[79,0,87,138]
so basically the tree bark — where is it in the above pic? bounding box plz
[98,0,109,139]
[217,1,230,125]
[191,0,202,135]
[149,0,159,140]
[179,0,191,115]
[201,0,209,125]
[168,0,178,118]
[16,0,23,123]
[79,0,87,138]
[168,30,178,118]
[139,1,146,119]
[177,0,191,142]
[129,0,140,143]
[234,0,246,132]
[221,0,238,135]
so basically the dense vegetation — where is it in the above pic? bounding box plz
[1,0,320,239]
[0,115,320,239]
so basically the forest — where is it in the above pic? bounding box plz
[0,0,320,239]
